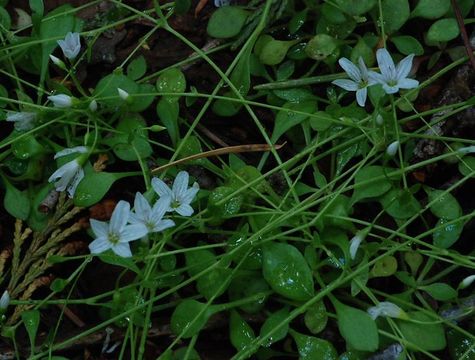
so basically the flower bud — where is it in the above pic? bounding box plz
[117,88,130,101]
[386,141,399,157]
[89,100,98,112]
[49,54,66,70]
[48,94,73,108]
[0,290,10,311]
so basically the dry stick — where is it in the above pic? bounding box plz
[151,143,286,173]
[451,0,475,70]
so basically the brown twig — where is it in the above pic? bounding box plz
[451,0,475,70]
[151,143,286,173]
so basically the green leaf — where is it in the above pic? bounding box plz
[289,9,308,33]
[419,283,457,301]
[230,310,256,352]
[397,311,446,350]
[259,37,297,65]
[197,265,232,300]
[3,180,30,220]
[22,310,40,352]
[228,273,269,314]
[447,328,475,360]
[0,6,11,30]
[185,249,216,277]
[156,98,180,146]
[207,6,249,39]
[291,330,338,360]
[404,251,423,274]
[333,0,376,15]
[156,68,186,97]
[380,189,421,219]
[207,186,243,225]
[12,135,45,159]
[371,256,398,277]
[305,34,339,61]
[50,278,67,292]
[458,156,475,177]
[333,299,379,352]
[170,300,214,338]
[427,18,460,43]
[427,189,462,220]
[174,0,191,14]
[433,217,464,248]
[380,0,410,34]
[352,166,392,203]
[391,36,424,56]
[411,0,450,19]
[259,307,289,347]
[74,171,133,207]
[304,301,328,334]
[106,115,152,161]
[127,56,147,80]
[262,242,314,301]
[272,100,317,142]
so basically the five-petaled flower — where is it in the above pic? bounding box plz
[152,171,199,217]
[48,94,73,108]
[57,32,81,60]
[332,57,377,107]
[6,111,36,131]
[48,146,88,197]
[370,48,419,94]
[89,201,148,258]
[129,192,176,234]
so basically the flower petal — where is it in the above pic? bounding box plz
[89,237,111,254]
[151,177,173,198]
[110,200,130,233]
[175,204,194,217]
[48,160,80,192]
[66,167,84,197]
[181,183,200,204]
[356,87,367,107]
[90,219,109,238]
[397,78,419,89]
[153,219,175,232]
[376,48,396,81]
[338,58,361,82]
[134,192,152,220]
[349,234,363,260]
[382,83,399,94]
[112,243,132,258]
[54,146,88,159]
[368,71,384,84]
[151,196,171,222]
[396,54,414,80]
[332,79,359,92]
[172,171,189,197]
[357,57,370,80]
[120,224,148,242]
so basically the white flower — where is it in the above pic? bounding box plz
[6,111,36,131]
[0,290,9,310]
[349,233,364,260]
[386,141,400,157]
[88,200,148,257]
[152,171,199,217]
[117,88,129,101]
[89,100,98,112]
[458,274,475,290]
[370,48,419,95]
[367,301,408,320]
[57,32,81,60]
[48,146,88,197]
[332,57,377,107]
[129,192,175,233]
[48,94,73,108]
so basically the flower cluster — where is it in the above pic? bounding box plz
[89,171,199,257]
[332,48,419,107]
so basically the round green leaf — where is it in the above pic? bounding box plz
[3,181,30,220]
[371,256,398,277]
[156,68,186,96]
[333,0,376,15]
[170,300,214,338]
[381,0,410,34]
[74,171,130,207]
[419,283,457,301]
[427,18,459,43]
[397,311,446,350]
[380,189,421,219]
[304,301,328,334]
[427,189,461,220]
[352,166,392,203]
[262,242,314,301]
[333,299,379,352]
[411,0,450,19]
[259,307,289,347]
[259,38,297,65]
[291,331,338,360]
[230,310,256,352]
[207,6,249,39]
[391,36,424,56]
[127,56,147,81]
[305,34,338,61]
[432,217,463,249]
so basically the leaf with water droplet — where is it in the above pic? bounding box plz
[21,310,40,352]
[304,301,328,334]
[290,330,338,360]
[427,188,461,220]
[262,242,314,301]
[432,217,464,249]
[230,310,256,352]
[259,307,289,347]
[170,300,216,338]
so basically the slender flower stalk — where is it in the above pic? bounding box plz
[152,171,200,216]
[57,32,81,60]
[6,111,36,131]
[332,57,377,107]
[88,201,148,257]
[370,48,419,94]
